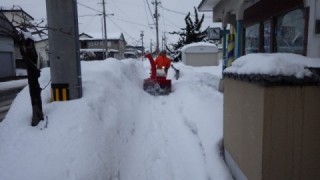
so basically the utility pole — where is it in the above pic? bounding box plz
[140,31,144,55]
[46,0,82,101]
[162,32,166,50]
[150,39,153,53]
[152,0,160,54]
[102,0,108,59]
[163,32,167,49]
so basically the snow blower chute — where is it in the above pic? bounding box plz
[143,53,171,95]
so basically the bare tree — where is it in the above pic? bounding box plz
[0,7,46,126]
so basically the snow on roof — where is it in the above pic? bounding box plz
[224,53,320,79]
[109,49,118,52]
[181,42,218,53]
[80,48,118,53]
[79,32,122,40]
[124,52,136,55]
[21,31,33,40]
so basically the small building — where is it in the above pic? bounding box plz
[181,42,219,66]
[79,32,126,60]
[0,12,16,78]
[0,8,34,78]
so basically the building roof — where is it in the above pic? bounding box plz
[0,8,34,21]
[0,12,15,36]
[79,32,124,41]
[198,0,221,12]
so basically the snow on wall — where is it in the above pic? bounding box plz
[224,53,320,78]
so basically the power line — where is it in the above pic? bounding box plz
[112,17,151,28]
[78,14,101,18]
[107,17,139,42]
[142,0,153,26]
[161,15,181,29]
[109,0,127,18]
[159,5,186,16]
[146,0,156,25]
[160,4,166,32]
[159,5,212,19]
[77,2,102,13]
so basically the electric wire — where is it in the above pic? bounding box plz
[159,4,212,19]
[112,17,152,28]
[77,2,102,13]
[145,0,156,25]
[107,17,139,42]
[142,0,153,26]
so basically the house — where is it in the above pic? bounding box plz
[79,32,126,60]
[198,0,320,60]
[0,8,34,78]
[0,12,16,78]
[125,44,145,58]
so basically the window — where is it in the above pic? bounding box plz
[316,20,320,34]
[88,42,94,47]
[263,21,271,53]
[245,23,260,54]
[275,9,304,54]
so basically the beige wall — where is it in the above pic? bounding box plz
[184,53,219,66]
[224,77,320,180]
[224,78,264,180]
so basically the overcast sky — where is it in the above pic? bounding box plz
[1,0,220,49]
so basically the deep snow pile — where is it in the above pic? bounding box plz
[0,58,231,180]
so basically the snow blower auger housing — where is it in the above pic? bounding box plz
[143,53,172,95]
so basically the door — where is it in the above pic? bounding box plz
[0,52,15,78]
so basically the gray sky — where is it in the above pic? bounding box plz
[1,0,220,49]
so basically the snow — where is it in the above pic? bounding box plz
[16,68,27,76]
[0,58,232,180]
[181,42,218,53]
[224,53,320,78]
[79,32,123,41]
[0,79,27,91]
[20,30,33,40]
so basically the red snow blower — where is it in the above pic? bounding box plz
[143,53,171,95]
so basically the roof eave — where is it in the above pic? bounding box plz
[198,0,221,12]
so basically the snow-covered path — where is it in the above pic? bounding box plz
[99,59,231,180]
[0,58,232,180]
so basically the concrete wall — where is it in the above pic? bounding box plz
[224,77,320,180]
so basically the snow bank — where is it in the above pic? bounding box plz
[0,58,232,180]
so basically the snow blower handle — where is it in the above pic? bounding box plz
[171,64,180,80]
[145,53,156,79]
